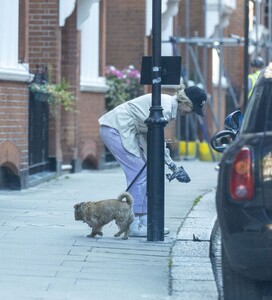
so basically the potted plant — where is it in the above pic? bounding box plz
[29,78,75,115]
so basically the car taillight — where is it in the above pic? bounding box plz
[230,147,254,200]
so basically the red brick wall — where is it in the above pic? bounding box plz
[177,0,206,82]
[0,82,29,172]
[28,0,61,83]
[27,0,107,169]
[0,1,30,187]
[19,0,29,63]
[76,1,108,169]
[178,0,205,36]
[105,0,146,70]
[28,0,62,163]
[79,92,105,168]
[60,10,79,164]
[60,5,106,168]
[224,2,245,95]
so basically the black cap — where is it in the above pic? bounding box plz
[184,86,207,116]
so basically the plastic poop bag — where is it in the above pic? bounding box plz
[166,165,191,183]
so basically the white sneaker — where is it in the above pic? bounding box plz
[139,214,147,227]
[130,215,170,236]
[129,218,147,237]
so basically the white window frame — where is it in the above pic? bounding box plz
[146,0,169,36]
[59,0,77,27]
[161,0,180,56]
[206,0,236,87]
[77,0,107,93]
[0,0,33,82]
[146,0,180,56]
[205,0,236,38]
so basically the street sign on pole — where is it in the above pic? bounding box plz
[140,56,181,85]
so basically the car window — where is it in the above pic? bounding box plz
[241,81,272,133]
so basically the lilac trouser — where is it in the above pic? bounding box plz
[99,125,147,214]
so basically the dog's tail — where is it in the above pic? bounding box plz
[117,191,134,207]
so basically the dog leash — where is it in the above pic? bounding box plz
[126,162,147,192]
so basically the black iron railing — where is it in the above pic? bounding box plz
[28,68,50,175]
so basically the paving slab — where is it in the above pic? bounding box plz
[0,160,219,300]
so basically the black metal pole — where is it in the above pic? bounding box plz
[145,0,167,241]
[243,0,249,112]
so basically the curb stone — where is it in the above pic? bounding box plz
[170,189,219,300]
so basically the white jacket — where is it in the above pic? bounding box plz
[98,93,178,165]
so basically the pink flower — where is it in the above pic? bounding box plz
[127,69,140,79]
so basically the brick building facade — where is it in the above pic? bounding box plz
[0,0,260,189]
[105,0,146,71]
[0,0,108,189]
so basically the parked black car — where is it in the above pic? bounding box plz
[211,64,272,300]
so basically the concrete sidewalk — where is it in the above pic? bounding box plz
[0,160,219,300]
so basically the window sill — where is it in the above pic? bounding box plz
[0,65,34,83]
[80,78,109,93]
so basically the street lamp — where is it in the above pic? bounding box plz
[141,0,181,241]
[144,0,166,241]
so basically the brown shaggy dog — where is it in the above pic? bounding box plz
[74,192,134,239]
